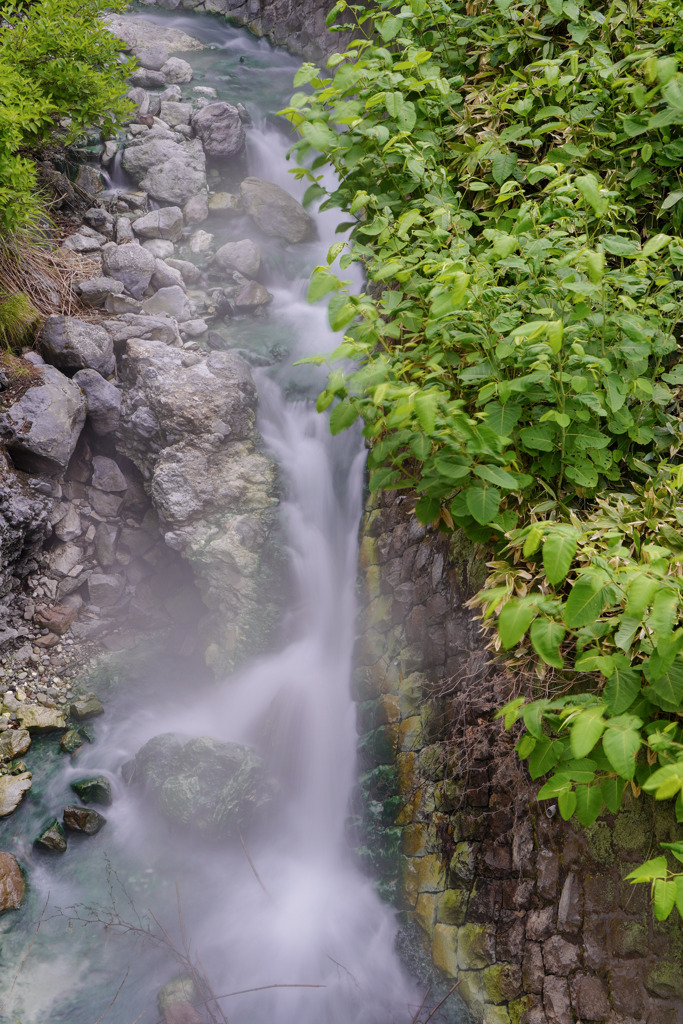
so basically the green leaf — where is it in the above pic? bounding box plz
[661,191,683,211]
[660,841,683,865]
[498,599,538,649]
[602,719,642,779]
[642,233,671,257]
[308,270,340,303]
[542,529,579,585]
[329,400,359,435]
[519,425,555,451]
[529,617,566,668]
[483,401,522,435]
[647,589,678,640]
[601,776,626,813]
[474,464,518,490]
[645,657,683,705]
[528,736,563,779]
[558,788,577,819]
[574,784,603,826]
[570,707,605,758]
[653,878,677,921]
[600,235,641,257]
[465,484,501,525]
[576,173,606,216]
[625,856,668,882]
[415,496,440,525]
[491,152,518,184]
[564,578,610,628]
[414,392,438,434]
[642,762,683,799]
[603,658,641,714]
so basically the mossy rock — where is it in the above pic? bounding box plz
[131,733,277,840]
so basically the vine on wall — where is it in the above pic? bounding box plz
[281,0,683,919]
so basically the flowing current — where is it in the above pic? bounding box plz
[0,9,459,1023]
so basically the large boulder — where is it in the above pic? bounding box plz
[0,364,86,474]
[191,102,245,158]
[213,239,260,279]
[18,706,66,732]
[101,242,156,301]
[122,129,207,205]
[129,733,276,839]
[38,316,115,376]
[73,368,121,435]
[142,286,192,322]
[104,15,205,54]
[160,57,193,84]
[0,852,25,913]
[240,177,312,243]
[133,207,184,243]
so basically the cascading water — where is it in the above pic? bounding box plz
[0,10,471,1023]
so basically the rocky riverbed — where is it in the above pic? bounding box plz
[0,6,316,922]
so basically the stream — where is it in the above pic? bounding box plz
[0,9,470,1023]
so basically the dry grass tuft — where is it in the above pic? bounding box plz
[0,229,99,319]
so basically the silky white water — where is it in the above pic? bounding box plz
[0,11,471,1022]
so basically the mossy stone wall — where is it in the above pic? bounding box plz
[354,490,683,1024]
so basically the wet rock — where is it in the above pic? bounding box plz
[142,285,191,321]
[165,1003,202,1024]
[127,133,207,205]
[161,56,193,84]
[36,818,67,853]
[191,102,245,158]
[0,772,32,815]
[63,805,106,835]
[71,775,113,806]
[101,242,156,301]
[240,177,312,243]
[159,977,200,1024]
[133,206,184,242]
[0,729,31,759]
[75,165,104,195]
[88,573,125,608]
[0,852,25,912]
[34,603,78,635]
[132,733,277,838]
[73,368,122,435]
[183,194,209,223]
[75,276,125,308]
[214,239,260,278]
[70,694,104,721]
[91,455,127,492]
[18,706,66,732]
[234,280,271,310]
[39,315,115,376]
[60,728,84,754]
[105,14,205,55]
[0,364,86,474]
[208,192,242,216]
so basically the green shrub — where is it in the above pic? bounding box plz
[0,0,134,234]
[0,292,40,350]
[282,0,683,919]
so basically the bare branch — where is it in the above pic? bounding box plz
[91,968,130,1024]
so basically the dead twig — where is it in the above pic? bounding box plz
[0,892,50,1012]
[237,824,272,900]
[409,985,431,1024]
[91,967,130,1024]
[422,981,460,1024]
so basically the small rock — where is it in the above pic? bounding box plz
[62,233,102,254]
[36,818,67,853]
[101,242,156,300]
[136,44,169,71]
[183,194,208,224]
[0,852,25,913]
[143,238,175,259]
[234,280,271,311]
[130,68,167,89]
[60,728,83,754]
[54,505,82,543]
[166,258,201,285]
[116,218,136,243]
[34,603,78,635]
[214,239,260,279]
[189,230,213,254]
[105,294,143,314]
[153,259,186,291]
[70,694,104,721]
[208,192,242,217]
[76,277,125,308]
[85,208,114,236]
[181,319,208,338]
[133,207,184,242]
[39,315,115,377]
[160,101,193,127]
[71,775,112,806]
[95,522,118,568]
[160,57,193,84]
[63,805,107,835]
[0,772,32,815]
[88,489,124,518]
[0,729,30,759]
[142,285,191,320]
[73,368,121,435]
[88,573,125,608]
[91,455,127,493]
[17,706,66,733]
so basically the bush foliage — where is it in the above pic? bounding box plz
[282,0,683,919]
[0,0,133,234]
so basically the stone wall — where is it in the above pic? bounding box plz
[143,0,349,59]
[354,490,683,1024]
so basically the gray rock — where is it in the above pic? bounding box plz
[105,294,143,314]
[39,316,115,376]
[152,259,185,291]
[131,733,276,838]
[62,233,102,254]
[88,488,124,517]
[181,319,208,338]
[143,238,175,259]
[130,68,167,89]
[191,102,245,158]
[54,505,81,542]
[95,522,118,567]
[36,818,67,853]
[104,312,182,348]
[142,285,191,321]
[214,239,260,278]
[189,229,213,254]
[136,44,169,71]
[167,259,201,285]
[240,177,312,243]
[48,541,82,576]
[160,101,193,127]
[104,14,205,55]
[101,242,156,300]
[18,705,66,733]
[160,57,193,84]
[70,694,104,721]
[133,207,184,242]
[183,194,209,223]
[91,455,127,492]
[76,277,125,308]
[0,773,31,815]
[0,364,86,474]
[88,573,125,607]
[116,218,136,243]
[84,208,114,236]
[70,775,113,806]
[73,368,122,435]
[75,165,104,195]
[136,139,206,204]
[208,192,242,216]
[234,280,271,310]
[128,86,150,115]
